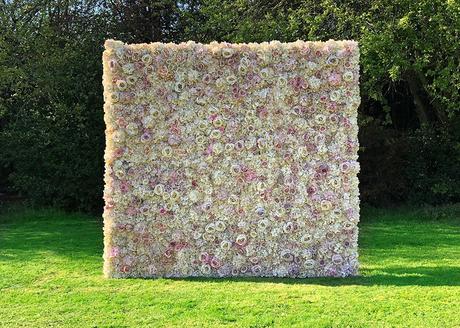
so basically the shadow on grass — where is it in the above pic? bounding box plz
[1,208,459,287]
[168,265,460,287]
[0,209,103,263]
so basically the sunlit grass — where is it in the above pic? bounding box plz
[0,205,459,327]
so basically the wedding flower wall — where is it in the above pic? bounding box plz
[102,39,361,278]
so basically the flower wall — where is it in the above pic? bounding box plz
[102,39,361,278]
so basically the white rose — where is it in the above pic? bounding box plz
[188,69,199,81]
[308,77,321,90]
[189,190,199,202]
[315,114,326,125]
[343,71,354,82]
[221,47,235,58]
[226,75,237,85]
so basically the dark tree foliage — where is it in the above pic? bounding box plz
[180,0,460,206]
[0,0,109,211]
[107,0,182,42]
[0,0,458,212]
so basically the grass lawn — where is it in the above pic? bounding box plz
[0,205,459,328]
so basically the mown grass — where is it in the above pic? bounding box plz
[0,205,459,327]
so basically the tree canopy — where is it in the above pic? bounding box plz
[1,0,459,211]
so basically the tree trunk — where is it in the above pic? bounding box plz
[416,71,448,124]
[405,70,432,126]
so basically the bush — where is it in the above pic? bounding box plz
[405,120,460,205]
[359,119,460,206]
[0,22,106,212]
[1,1,458,212]
[358,122,410,206]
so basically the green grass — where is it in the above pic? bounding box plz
[0,205,459,328]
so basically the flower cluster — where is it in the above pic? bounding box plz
[102,39,361,278]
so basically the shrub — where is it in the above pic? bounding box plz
[405,120,460,205]
[0,23,106,212]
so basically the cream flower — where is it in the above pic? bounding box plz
[213,142,223,154]
[162,146,173,157]
[126,122,138,136]
[116,80,127,91]
[141,53,152,65]
[220,240,232,250]
[320,200,332,211]
[343,71,354,82]
[188,69,199,82]
[210,129,222,139]
[189,190,199,202]
[235,234,247,246]
[154,184,164,195]
[315,114,327,125]
[301,233,313,244]
[127,75,137,85]
[221,47,235,58]
[308,76,321,90]
[122,63,134,74]
[174,81,185,93]
[226,75,237,85]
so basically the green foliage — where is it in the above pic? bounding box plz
[359,120,460,206]
[0,0,458,210]
[405,120,460,204]
[188,0,459,122]
[0,0,203,212]
[183,0,460,205]
[0,2,107,211]
[358,123,410,205]
[1,206,459,326]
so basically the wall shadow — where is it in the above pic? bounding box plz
[1,210,459,287]
[0,212,103,263]
[167,265,460,287]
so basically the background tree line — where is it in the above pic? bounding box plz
[0,0,459,212]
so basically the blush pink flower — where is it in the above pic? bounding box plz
[109,247,119,258]
[140,131,151,142]
[120,180,130,193]
[328,72,341,86]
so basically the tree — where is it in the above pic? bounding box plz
[185,0,460,126]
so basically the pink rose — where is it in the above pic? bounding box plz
[120,180,130,193]
[328,72,341,86]
[109,247,119,258]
